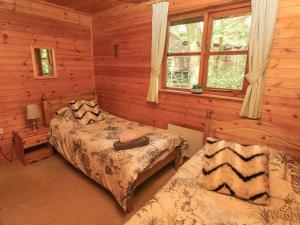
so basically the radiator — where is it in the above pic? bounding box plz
[167,124,203,158]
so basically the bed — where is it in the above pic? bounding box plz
[124,112,300,225]
[42,93,185,212]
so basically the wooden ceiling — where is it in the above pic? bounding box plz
[43,0,147,14]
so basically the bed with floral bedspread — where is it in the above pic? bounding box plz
[124,147,300,225]
[48,111,185,211]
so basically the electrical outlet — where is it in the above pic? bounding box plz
[0,128,4,135]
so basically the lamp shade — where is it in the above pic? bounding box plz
[26,104,42,120]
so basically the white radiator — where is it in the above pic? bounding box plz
[167,124,203,158]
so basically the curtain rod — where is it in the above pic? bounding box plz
[146,0,168,6]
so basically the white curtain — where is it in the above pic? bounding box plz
[240,0,279,119]
[147,2,169,103]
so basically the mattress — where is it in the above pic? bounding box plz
[48,111,184,211]
[125,146,300,225]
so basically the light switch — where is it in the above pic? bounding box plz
[0,128,4,135]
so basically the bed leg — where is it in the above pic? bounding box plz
[174,147,181,170]
[126,196,134,213]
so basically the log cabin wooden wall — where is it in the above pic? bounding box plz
[0,0,94,162]
[92,0,245,131]
[262,0,300,130]
[92,0,300,146]
[1,0,299,162]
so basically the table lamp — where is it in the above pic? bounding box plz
[26,104,42,132]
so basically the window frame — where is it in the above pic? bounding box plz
[163,16,204,90]
[31,46,57,79]
[162,3,251,97]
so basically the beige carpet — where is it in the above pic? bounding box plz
[0,153,176,225]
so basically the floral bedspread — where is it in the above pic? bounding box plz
[48,112,184,211]
[125,147,300,225]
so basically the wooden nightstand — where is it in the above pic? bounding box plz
[13,127,53,165]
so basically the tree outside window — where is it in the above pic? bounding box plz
[163,4,251,96]
[31,47,57,79]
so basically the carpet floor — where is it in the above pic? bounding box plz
[0,153,176,225]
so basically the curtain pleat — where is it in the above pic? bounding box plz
[147,2,169,103]
[240,0,279,119]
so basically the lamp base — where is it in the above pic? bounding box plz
[32,120,39,132]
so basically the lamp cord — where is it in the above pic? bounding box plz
[0,145,13,162]
[0,128,25,162]
[0,128,32,162]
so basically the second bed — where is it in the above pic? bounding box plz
[43,94,185,212]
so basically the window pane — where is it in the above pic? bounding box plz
[167,56,200,89]
[41,59,50,75]
[168,17,204,53]
[40,48,48,58]
[210,14,251,52]
[207,55,247,90]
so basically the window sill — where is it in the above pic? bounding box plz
[34,76,57,79]
[159,89,244,102]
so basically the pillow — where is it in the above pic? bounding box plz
[199,137,270,205]
[69,99,104,125]
[56,107,76,121]
[57,106,72,116]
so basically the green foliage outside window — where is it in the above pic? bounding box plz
[207,55,247,89]
[208,14,251,90]
[168,18,203,53]
[166,12,251,91]
[167,56,200,88]
[167,18,203,88]
[210,14,251,52]
[40,48,50,75]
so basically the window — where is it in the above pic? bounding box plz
[166,17,204,89]
[31,46,57,79]
[163,4,251,95]
[207,12,251,90]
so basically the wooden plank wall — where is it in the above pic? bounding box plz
[0,0,94,162]
[1,0,299,162]
[262,0,300,129]
[92,0,300,144]
[92,0,246,130]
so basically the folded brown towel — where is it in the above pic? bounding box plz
[114,136,150,151]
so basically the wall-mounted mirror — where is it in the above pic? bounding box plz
[31,46,57,79]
